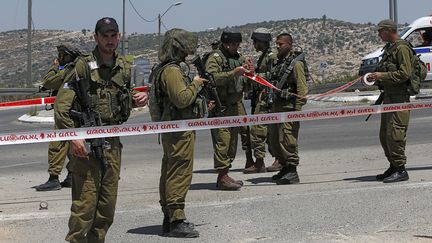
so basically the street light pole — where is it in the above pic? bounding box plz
[122,0,126,55]
[157,2,182,48]
[27,0,32,85]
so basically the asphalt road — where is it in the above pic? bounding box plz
[1,102,432,242]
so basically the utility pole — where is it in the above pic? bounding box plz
[121,0,126,55]
[27,0,32,85]
[389,0,398,26]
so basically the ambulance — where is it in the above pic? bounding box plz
[359,16,432,81]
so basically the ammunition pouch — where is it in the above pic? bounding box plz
[90,84,132,124]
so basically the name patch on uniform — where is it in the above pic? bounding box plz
[64,82,70,89]
[87,61,98,70]
[213,53,220,57]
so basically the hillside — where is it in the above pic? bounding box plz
[0,18,387,87]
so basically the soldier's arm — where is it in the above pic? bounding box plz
[205,54,235,86]
[53,59,87,129]
[379,45,413,84]
[162,66,200,109]
[293,62,308,109]
[41,67,65,90]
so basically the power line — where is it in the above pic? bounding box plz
[128,0,157,23]
[160,20,169,31]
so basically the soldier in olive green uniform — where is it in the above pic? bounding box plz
[268,33,308,185]
[35,44,81,191]
[367,19,412,183]
[244,28,280,174]
[55,17,148,242]
[205,31,252,190]
[155,29,204,238]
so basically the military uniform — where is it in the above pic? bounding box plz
[371,19,412,183]
[205,32,249,190]
[247,48,278,172]
[55,43,133,242]
[35,44,81,191]
[44,67,72,182]
[268,50,308,184]
[156,28,201,238]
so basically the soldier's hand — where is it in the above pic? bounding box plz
[70,139,89,159]
[233,66,246,77]
[207,100,216,111]
[133,91,149,107]
[368,72,382,81]
[53,58,59,68]
[193,75,207,86]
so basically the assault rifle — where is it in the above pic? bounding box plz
[191,55,225,114]
[365,92,384,121]
[69,69,109,174]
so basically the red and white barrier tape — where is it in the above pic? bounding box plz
[0,86,149,109]
[241,71,363,101]
[1,101,431,146]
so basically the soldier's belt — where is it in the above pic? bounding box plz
[0,101,431,146]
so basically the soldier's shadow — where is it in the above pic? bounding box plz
[193,168,243,174]
[127,225,161,236]
[343,175,377,182]
[246,176,274,184]
[189,182,218,190]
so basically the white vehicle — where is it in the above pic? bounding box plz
[359,16,432,81]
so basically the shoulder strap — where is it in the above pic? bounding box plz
[276,52,305,89]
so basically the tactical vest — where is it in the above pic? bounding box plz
[208,49,246,103]
[149,62,206,121]
[271,52,307,93]
[74,53,133,125]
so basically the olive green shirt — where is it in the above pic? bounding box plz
[54,47,131,129]
[377,39,413,94]
[41,67,66,90]
[160,65,201,120]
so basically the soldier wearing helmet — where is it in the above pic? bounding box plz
[244,28,280,174]
[205,30,254,190]
[154,28,206,238]
[34,43,81,192]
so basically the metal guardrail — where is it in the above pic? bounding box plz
[0,88,49,96]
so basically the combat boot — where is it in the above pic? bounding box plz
[60,172,72,188]
[217,169,242,190]
[162,216,170,236]
[243,158,266,174]
[244,150,255,169]
[383,166,409,183]
[271,166,289,180]
[275,165,300,185]
[166,220,199,238]
[266,159,282,172]
[376,165,395,181]
[35,175,61,191]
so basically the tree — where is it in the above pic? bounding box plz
[81,29,87,35]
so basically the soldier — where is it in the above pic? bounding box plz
[244,28,280,174]
[205,31,252,190]
[367,19,412,183]
[35,44,80,191]
[154,28,204,238]
[55,17,148,242]
[268,33,308,185]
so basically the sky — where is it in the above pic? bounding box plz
[0,0,431,34]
